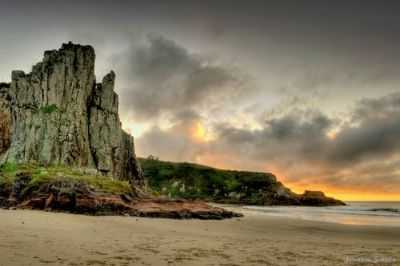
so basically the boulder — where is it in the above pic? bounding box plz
[298,190,346,206]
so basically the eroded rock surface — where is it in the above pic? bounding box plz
[0,172,241,219]
[0,42,143,186]
[0,83,11,155]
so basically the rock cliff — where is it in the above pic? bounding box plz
[0,42,143,187]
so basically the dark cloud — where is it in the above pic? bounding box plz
[353,92,400,120]
[214,92,400,167]
[117,35,248,121]
[213,110,333,163]
[171,109,201,124]
[329,92,400,164]
[321,159,400,194]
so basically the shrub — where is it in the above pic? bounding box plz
[40,104,58,114]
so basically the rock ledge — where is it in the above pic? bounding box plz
[0,170,242,220]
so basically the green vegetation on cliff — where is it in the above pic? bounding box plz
[139,157,346,206]
[39,104,58,114]
[139,157,291,205]
[0,162,240,219]
[0,163,132,195]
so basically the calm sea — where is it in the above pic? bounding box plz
[244,202,400,226]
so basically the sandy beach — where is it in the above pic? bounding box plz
[0,208,399,266]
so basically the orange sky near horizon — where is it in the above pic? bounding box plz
[194,151,400,202]
[285,183,400,202]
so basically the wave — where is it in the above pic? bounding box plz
[367,208,400,214]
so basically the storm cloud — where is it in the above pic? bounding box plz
[116,35,249,121]
[329,93,400,164]
[213,92,400,171]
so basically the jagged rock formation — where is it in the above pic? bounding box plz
[0,43,143,186]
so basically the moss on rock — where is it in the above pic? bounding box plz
[0,163,132,195]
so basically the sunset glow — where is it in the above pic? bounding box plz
[193,122,206,141]
[287,183,400,202]
[191,122,213,142]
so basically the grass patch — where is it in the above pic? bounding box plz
[0,163,132,194]
[0,162,18,174]
[40,104,58,114]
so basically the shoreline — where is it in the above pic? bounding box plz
[1,208,399,265]
[219,203,400,227]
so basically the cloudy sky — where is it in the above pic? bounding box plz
[1,0,400,200]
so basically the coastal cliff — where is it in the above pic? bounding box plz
[0,42,142,186]
[139,157,345,206]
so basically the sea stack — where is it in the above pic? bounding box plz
[0,42,143,187]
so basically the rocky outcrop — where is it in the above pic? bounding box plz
[0,42,143,186]
[0,172,241,219]
[297,190,345,206]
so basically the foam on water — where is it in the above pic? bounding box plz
[244,202,400,226]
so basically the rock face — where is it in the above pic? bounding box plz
[0,43,143,186]
[0,83,11,155]
[88,71,142,186]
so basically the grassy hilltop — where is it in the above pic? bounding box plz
[0,162,132,196]
[139,157,345,206]
[140,157,291,205]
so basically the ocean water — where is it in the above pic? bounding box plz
[244,202,400,226]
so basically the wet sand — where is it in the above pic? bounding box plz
[0,208,399,266]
